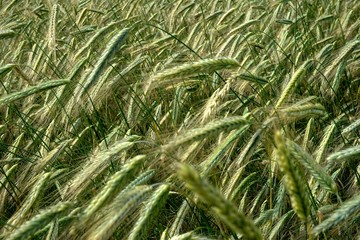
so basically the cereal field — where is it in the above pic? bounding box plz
[0,0,359,239]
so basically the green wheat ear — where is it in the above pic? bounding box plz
[1,0,359,239]
[327,145,360,162]
[177,164,263,240]
[75,27,129,101]
[148,58,239,90]
[312,194,360,237]
[274,131,311,223]
[6,202,72,240]
[0,64,14,77]
[286,139,338,194]
[154,58,239,80]
[80,155,146,224]
[162,115,250,151]
[0,79,69,107]
[275,60,313,109]
[128,184,170,240]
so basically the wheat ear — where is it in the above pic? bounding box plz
[81,155,145,222]
[323,40,360,79]
[85,185,153,240]
[163,115,250,151]
[268,210,294,240]
[201,127,247,177]
[128,184,170,240]
[275,60,313,109]
[312,193,360,237]
[169,231,212,240]
[77,28,129,98]
[120,169,155,194]
[177,164,263,240]
[48,4,58,52]
[0,63,14,77]
[64,137,138,200]
[150,58,239,89]
[74,21,121,60]
[6,202,72,240]
[0,29,16,39]
[278,103,327,121]
[302,118,314,150]
[274,131,311,222]
[168,200,190,237]
[287,139,337,193]
[34,139,71,173]
[341,118,360,135]
[315,123,335,163]
[327,145,360,162]
[225,127,264,199]
[6,172,52,228]
[0,79,69,107]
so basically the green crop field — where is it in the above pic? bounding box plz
[0,0,359,239]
